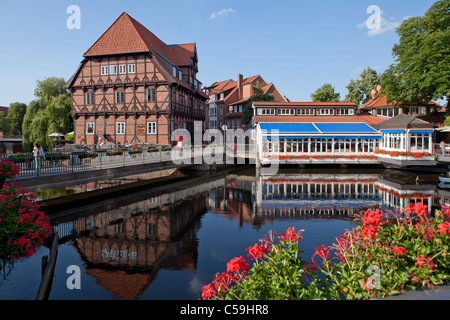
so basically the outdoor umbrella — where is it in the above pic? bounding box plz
[436,127,450,132]
[48,133,65,137]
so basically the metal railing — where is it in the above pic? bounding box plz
[1,143,255,180]
[433,143,450,156]
[1,147,178,179]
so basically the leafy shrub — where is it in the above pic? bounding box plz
[202,203,450,300]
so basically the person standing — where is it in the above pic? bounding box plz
[33,143,45,170]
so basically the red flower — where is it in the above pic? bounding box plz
[213,272,235,292]
[415,256,436,271]
[438,221,450,234]
[361,279,371,293]
[313,245,330,260]
[226,256,249,274]
[305,260,319,272]
[393,247,406,255]
[201,284,216,300]
[279,227,303,242]
[246,243,268,260]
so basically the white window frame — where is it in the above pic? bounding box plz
[147,122,157,135]
[116,122,126,135]
[101,66,109,76]
[128,64,136,74]
[86,122,95,135]
[318,108,332,115]
[119,64,127,74]
[109,65,118,75]
[115,90,124,104]
[85,91,94,105]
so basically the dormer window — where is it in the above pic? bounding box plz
[178,71,182,81]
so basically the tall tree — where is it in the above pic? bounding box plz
[345,67,380,107]
[311,83,340,102]
[22,77,72,151]
[242,81,275,125]
[381,0,450,106]
[6,102,27,134]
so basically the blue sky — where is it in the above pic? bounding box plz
[0,0,439,107]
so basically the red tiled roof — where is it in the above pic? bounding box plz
[83,12,196,70]
[359,95,442,110]
[80,12,204,98]
[253,101,357,107]
[161,43,195,66]
[209,75,260,94]
[84,12,163,56]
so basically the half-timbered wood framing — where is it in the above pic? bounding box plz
[65,12,207,146]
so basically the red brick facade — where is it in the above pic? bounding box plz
[65,12,207,146]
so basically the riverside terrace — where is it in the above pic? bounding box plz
[251,101,440,169]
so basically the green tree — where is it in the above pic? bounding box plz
[311,83,340,102]
[6,102,27,134]
[242,81,275,125]
[345,67,380,107]
[381,0,450,106]
[0,111,9,134]
[22,77,72,151]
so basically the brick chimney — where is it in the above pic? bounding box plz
[237,74,243,100]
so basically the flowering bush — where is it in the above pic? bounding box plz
[202,203,450,300]
[106,148,123,156]
[0,160,52,261]
[374,149,436,158]
[77,152,98,159]
[0,160,20,185]
[128,146,143,155]
[264,154,378,160]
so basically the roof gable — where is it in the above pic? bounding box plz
[83,12,158,56]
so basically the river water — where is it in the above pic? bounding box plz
[0,166,448,300]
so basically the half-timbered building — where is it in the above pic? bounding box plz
[65,12,208,146]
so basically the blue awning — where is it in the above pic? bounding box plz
[259,123,319,134]
[410,130,434,134]
[360,136,382,140]
[381,129,404,133]
[265,136,286,140]
[314,123,378,134]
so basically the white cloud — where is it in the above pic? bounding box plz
[357,10,401,36]
[210,8,236,20]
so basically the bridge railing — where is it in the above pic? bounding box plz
[433,143,450,156]
[0,146,182,179]
[0,144,242,179]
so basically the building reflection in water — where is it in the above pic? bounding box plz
[52,169,439,299]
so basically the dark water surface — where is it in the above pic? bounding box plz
[0,166,447,300]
